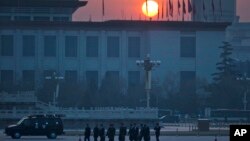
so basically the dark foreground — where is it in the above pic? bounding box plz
[0,135,229,141]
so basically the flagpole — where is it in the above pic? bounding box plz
[102,0,105,22]
[166,0,169,21]
[162,0,164,20]
[182,0,184,21]
[158,0,160,20]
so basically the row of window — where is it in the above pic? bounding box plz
[1,70,196,92]
[0,16,70,22]
[0,70,141,88]
[0,35,196,58]
[0,35,141,58]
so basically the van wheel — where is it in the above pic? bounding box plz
[47,132,57,139]
[11,132,21,139]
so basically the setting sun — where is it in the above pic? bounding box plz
[142,0,158,17]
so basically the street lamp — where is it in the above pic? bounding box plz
[236,73,250,111]
[136,54,161,108]
[45,72,64,107]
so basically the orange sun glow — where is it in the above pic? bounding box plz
[142,0,159,17]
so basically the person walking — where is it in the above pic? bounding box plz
[138,124,144,141]
[106,124,116,141]
[118,123,127,141]
[154,123,161,141]
[99,124,105,141]
[143,124,150,141]
[84,124,91,141]
[133,123,139,141]
[128,124,134,141]
[93,124,99,141]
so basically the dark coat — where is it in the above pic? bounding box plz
[93,126,99,137]
[85,127,91,137]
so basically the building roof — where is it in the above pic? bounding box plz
[0,0,87,8]
[0,20,231,31]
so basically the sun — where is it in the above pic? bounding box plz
[142,0,159,17]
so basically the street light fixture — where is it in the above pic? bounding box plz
[236,73,250,111]
[136,54,161,108]
[45,72,64,107]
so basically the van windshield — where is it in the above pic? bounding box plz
[17,117,28,125]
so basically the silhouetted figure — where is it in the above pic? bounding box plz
[154,123,161,141]
[84,124,91,141]
[79,135,82,141]
[118,123,127,141]
[93,124,99,141]
[128,124,133,141]
[143,124,150,141]
[133,123,139,141]
[106,124,115,141]
[99,124,105,141]
[139,124,144,141]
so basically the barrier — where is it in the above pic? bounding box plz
[0,107,159,120]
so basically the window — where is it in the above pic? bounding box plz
[53,17,69,22]
[1,70,14,86]
[128,37,140,58]
[22,70,35,89]
[235,61,250,77]
[180,37,196,58]
[86,71,98,88]
[22,35,35,56]
[1,35,13,56]
[86,36,98,57]
[65,36,77,57]
[14,16,30,21]
[44,36,56,57]
[105,71,119,80]
[180,71,196,94]
[107,36,119,57]
[0,16,11,21]
[65,70,77,83]
[33,16,50,21]
[43,70,56,79]
[128,71,140,86]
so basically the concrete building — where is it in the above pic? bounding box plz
[192,0,236,22]
[0,0,235,95]
[226,22,250,75]
[0,0,87,22]
[0,21,230,92]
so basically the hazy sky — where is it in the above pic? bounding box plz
[74,0,250,22]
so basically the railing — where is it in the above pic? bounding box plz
[0,91,37,103]
[0,108,159,120]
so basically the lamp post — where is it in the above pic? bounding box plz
[236,73,250,111]
[45,72,64,107]
[136,54,161,108]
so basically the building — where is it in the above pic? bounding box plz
[0,20,230,92]
[226,22,250,75]
[0,0,234,96]
[192,0,236,22]
[0,0,87,22]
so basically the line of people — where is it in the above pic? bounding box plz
[84,123,161,141]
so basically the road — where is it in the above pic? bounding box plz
[0,135,229,141]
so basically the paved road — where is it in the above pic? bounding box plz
[0,135,229,141]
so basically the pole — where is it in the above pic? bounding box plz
[145,70,151,108]
[244,89,248,110]
[146,89,150,108]
[53,92,56,106]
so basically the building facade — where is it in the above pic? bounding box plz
[0,0,87,22]
[0,21,229,92]
[226,22,250,75]
[192,0,236,22]
[0,0,234,95]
